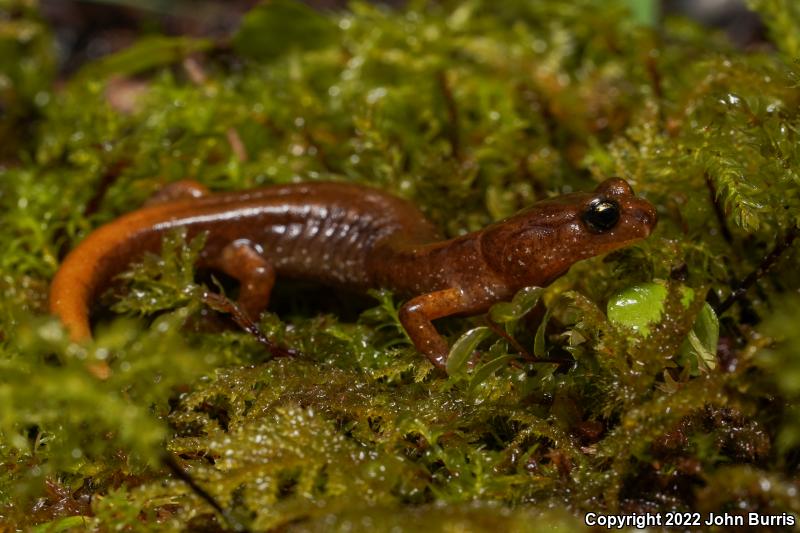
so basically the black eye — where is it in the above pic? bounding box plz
[583,198,620,232]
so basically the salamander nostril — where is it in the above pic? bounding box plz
[645,204,658,228]
[635,203,658,232]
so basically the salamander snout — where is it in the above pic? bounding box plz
[636,200,658,235]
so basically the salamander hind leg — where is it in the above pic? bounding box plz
[144,180,210,206]
[398,287,470,372]
[209,240,276,320]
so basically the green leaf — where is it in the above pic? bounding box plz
[679,303,719,372]
[233,0,339,62]
[31,516,92,533]
[488,286,543,324]
[447,1,477,30]
[534,306,553,357]
[607,282,668,337]
[446,326,491,377]
[468,355,516,394]
[624,0,658,27]
[747,0,800,58]
[72,36,212,83]
[610,283,718,371]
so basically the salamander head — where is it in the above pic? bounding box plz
[480,178,657,289]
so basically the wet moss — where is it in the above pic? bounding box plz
[2,0,800,530]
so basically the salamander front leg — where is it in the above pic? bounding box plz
[210,240,276,320]
[398,288,469,371]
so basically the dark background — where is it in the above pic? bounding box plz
[39,0,765,76]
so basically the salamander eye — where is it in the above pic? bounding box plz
[583,198,620,232]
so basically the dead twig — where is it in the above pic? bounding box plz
[484,317,571,365]
[704,172,734,245]
[162,452,251,533]
[437,70,461,161]
[201,291,298,360]
[715,228,798,315]
[183,56,249,162]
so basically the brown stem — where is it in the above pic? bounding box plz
[183,56,249,162]
[644,46,665,128]
[226,128,248,163]
[83,159,130,218]
[704,172,734,245]
[715,228,798,315]
[162,453,251,533]
[182,56,208,85]
[201,291,298,360]
[56,158,129,259]
[437,70,461,160]
[302,128,338,173]
[485,317,531,359]
[485,317,569,365]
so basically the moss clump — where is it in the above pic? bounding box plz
[1,0,800,530]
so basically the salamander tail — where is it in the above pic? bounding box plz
[48,208,163,341]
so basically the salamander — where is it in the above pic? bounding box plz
[49,178,657,370]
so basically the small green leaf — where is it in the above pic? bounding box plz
[447,0,477,30]
[680,303,719,371]
[488,286,543,324]
[72,36,212,83]
[610,283,718,371]
[607,282,668,337]
[446,326,491,377]
[657,369,680,394]
[233,0,339,62]
[624,0,658,27]
[32,516,92,533]
[468,355,516,394]
[748,0,800,58]
[679,286,696,308]
[488,301,516,323]
[534,306,553,357]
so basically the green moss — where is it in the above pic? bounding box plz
[2,0,800,530]
[0,0,55,161]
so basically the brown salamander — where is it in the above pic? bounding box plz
[49,178,657,370]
